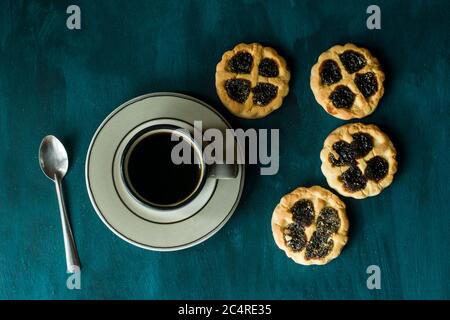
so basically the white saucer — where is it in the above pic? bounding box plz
[85,93,245,251]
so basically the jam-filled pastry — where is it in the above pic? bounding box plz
[320,123,397,199]
[215,43,290,119]
[272,186,349,265]
[310,43,385,120]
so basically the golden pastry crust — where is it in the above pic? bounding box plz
[320,123,398,199]
[271,186,349,266]
[215,43,290,119]
[310,43,385,120]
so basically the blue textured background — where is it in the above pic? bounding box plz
[0,0,449,299]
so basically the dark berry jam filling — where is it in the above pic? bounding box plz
[329,133,373,166]
[339,50,367,74]
[339,165,367,192]
[258,58,279,77]
[351,133,373,158]
[225,79,251,103]
[320,59,342,85]
[305,231,334,259]
[317,207,340,234]
[252,83,278,106]
[355,72,378,98]
[328,132,390,192]
[365,156,389,182]
[329,141,357,166]
[228,51,253,74]
[290,199,315,227]
[284,223,307,252]
[285,198,343,259]
[329,85,355,109]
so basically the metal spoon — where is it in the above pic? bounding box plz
[39,135,80,273]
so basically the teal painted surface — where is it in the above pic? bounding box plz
[0,0,449,299]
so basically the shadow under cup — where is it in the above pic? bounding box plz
[121,126,206,209]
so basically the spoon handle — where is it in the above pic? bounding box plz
[54,175,81,273]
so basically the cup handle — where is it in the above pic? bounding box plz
[194,126,239,180]
[207,163,238,179]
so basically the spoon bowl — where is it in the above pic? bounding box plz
[39,135,69,180]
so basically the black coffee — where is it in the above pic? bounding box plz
[125,131,202,207]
